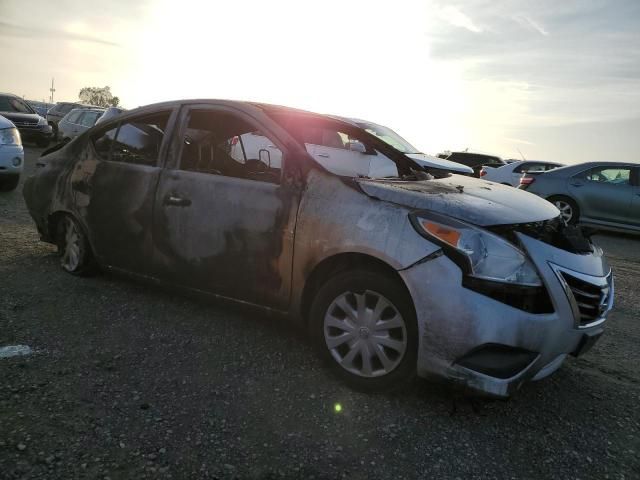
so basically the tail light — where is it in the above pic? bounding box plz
[519,176,535,188]
[480,169,487,177]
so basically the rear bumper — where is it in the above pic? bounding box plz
[399,233,612,397]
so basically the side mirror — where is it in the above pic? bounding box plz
[348,140,367,154]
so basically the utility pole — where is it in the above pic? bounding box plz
[49,78,56,103]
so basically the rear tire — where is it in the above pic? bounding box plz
[309,269,418,392]
[549,196,579,225]
[0,176,19,192]
[56,215,96,275]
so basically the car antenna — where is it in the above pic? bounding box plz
[517,148,526,161]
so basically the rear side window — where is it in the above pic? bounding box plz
[179,110,282,183]
[59,103,76,114]
[79,111,102,128]
[514,162,546,174]
[111,111,171,166]
[66,110,82,124]
[92,127,118,161]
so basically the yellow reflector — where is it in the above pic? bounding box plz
[422,221,460,247]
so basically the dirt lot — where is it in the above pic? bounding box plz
[1,147,639,479]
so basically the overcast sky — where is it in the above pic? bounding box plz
[1,0,638,163]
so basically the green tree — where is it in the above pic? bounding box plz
[78,86,120,107]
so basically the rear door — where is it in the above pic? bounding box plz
[152,104,301,310]
[76,109,176,274]
[568,165,634,225]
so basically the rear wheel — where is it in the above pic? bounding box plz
[56,215,95,275]
[310,269,418,391]
[549,196,579,224]
[0,175,19,192]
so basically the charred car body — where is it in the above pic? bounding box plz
[23,100,614,397]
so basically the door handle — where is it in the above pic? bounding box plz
[164,194,191,207]
[316,153,330,158]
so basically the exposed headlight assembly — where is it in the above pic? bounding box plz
[410,212,542,287]
[0,127,22,146]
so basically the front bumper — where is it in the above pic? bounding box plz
[400,233,613,397]
[17,125,53,143]
[0,145,24,175]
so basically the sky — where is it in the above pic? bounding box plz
[1,0,639,163]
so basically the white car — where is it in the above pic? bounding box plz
[481,160,564,187]
[0,114,24,191]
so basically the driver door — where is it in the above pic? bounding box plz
[152,104,301,310]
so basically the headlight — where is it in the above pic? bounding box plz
[37,116,47,126]
[0,127,22,146]
[410,212,542,286]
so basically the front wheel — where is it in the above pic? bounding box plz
[0,175,19,192]
[56,215,95,275]
[309,269,418,391]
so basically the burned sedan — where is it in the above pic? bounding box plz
[23,100,613,397]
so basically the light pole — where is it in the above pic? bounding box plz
[49,78,56,103]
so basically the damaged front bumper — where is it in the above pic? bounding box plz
[399,232,613,398]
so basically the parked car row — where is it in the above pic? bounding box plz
[22,99,616,398]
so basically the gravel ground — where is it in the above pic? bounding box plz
[1,147,639,479]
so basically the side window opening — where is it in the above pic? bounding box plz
[110,111,171,166]
[582,167,631,185]
[179,110,282,184]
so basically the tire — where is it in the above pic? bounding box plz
[0,176,19,192]
[309,269,418,392]
[549,196,579,225]
[56,215,96,275]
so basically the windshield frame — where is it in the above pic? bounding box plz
[354,121,421,155]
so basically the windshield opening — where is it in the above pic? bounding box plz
[0,95,35,114]
[354,121,421,154]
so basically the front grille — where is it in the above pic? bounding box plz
[13,120,38,127]
[560,270,612,327]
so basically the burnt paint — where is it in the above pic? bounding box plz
[357,175,561,226]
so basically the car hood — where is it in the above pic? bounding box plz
[357,174,560,226]
[0,114,15,129]
[0,111,40,122]
[406,153,474,175]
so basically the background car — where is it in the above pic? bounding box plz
[58,107,106,142]
[0,114,24,191]
[47,102,99,139]
[436,150,506,177]
[26,100,54,117]
[519,162,640,233]
[0,92,53,147]
[481,160,564,186]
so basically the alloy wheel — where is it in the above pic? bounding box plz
[61,217,82,272]
[554,200,574,223]
[323,290,407,378]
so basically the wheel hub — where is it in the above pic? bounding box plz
[323,290,407,378]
